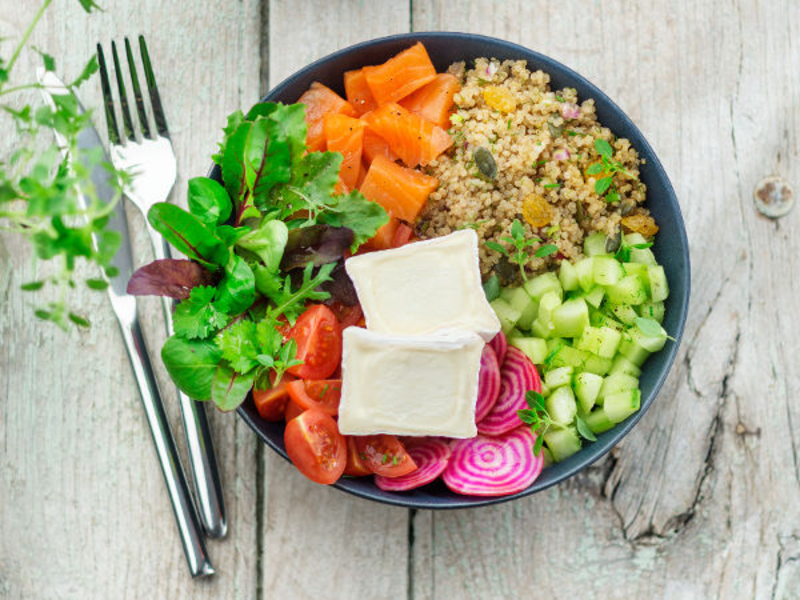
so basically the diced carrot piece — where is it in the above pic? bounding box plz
[361,103,453,168]
[363,42,437,106]
[359,154,438,223]
[367,215,400,250]
[323,113,365,190]
[344,69,378,116]
[361,128,399,165]
[400,73,461,129]
[297,82,355,152]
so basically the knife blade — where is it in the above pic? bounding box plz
[38,69,214,578]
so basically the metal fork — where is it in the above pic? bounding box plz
[97,37,227,538]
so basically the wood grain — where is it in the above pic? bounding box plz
[411,1,800,598]
[0,1,261,598]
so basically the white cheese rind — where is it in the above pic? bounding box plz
[337,328,484,438]
[344,229,501,341]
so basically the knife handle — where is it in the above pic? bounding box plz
[116,308,215,578]
[151,228,227,539]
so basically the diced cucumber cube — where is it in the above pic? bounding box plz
[630,325,668,353]
[546,337,568,353]
[638,301,665,324]
[523,272,563,301]
[593,255,624,286]
[544,426,582,462]
[630,247,657,266]
[606,274,648,305]
[537,291,562,324]
[590,310,625,331]
[504,286,535,313]
[584,407,616,434]
[648,265,670,302]
[508,327,523,340]
[552,298,589,338]
[604,389,641,423]
[540,381,551,397]
[490,298,522,334]
[583,286,606,308]
[547,345,586,369]
[573,372,603,412]
[559,260,579,291]
[510,337,549,365]
[576,325,622,358]
[541,447,555,468]
[609,303,638,326]
[547,386,578,426]
[618,333,651,366]
[530,318,553,339]
[610,355,642,378]
[583,232,608,257]
[623,233,648,246]
[575,257,595,292]
[500,286,516,303]
[582,353,613,376]
[623,262,648,279]
[516,300,539,331]
[599,373,639,402]
[544,366,573,389]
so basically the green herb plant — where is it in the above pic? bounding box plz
[0,0,128,329]
[585,138,632,204]
[485,219,559,281]
[517,390,553,456]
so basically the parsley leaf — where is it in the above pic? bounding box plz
[173,286,229,340]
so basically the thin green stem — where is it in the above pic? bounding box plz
[0,83,43,97]
[4,0,53,77]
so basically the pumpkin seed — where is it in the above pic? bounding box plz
[605,229,622,253]
[473,147,497,180]
[547,121,564,138]
[620,198,636,215]
[576,201,586,222]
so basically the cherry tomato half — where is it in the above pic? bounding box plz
[328,301,364,330]
[287,305,342,380]
[253,372,296,421]
[284,399,305,422]
[354,435,417,478]
[284,410,347,485]
[343,436,373,477]
[286,379,342,416]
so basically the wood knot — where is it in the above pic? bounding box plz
[754,175,794,218]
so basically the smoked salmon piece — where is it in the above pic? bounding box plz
[297,82,356,152]
[344,69,378,116]
[323,113,366,190]
[363,42,437,106]
[361,128,399,165]
[400,73,461,129]
[359,154,438,223]
[361,103,453,168]
[367,216,400,250]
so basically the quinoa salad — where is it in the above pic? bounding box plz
[419,58,658,281]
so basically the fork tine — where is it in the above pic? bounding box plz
[138,35,169,138]
[110,41,135,141]
[96,44,121,146]
[124,37,152,139]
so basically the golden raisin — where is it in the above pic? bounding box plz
[621,213,659,236]
[522,194,554,227]
[482,86,517,113]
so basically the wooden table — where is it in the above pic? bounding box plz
[1,1,798,598]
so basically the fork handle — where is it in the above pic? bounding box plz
[149,225,228,538]
[116,312,214,577]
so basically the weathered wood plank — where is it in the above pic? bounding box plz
[411,0,800,598]
[258,3,412,599]
[0,1,262,597]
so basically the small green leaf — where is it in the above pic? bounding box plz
[576,415,597,442]
[485,241,508,256]
[510,219,524,239]
[533,434,545,456]
[161,335,223,400]
[594,138,613,159]
[148,202,229,269]
[86,278,108,290]
[68,312,91,327]
[586,163,605,175]
[20,281,45,291]
[76,0,102,11]
[187,177,232,226]
[635,316,664,338]
[594,177,612,195]
[482,274,501,301]
[104,266,119,278]
[214,255,255,316]
[211,362,256,412]
[69,55,99,88]
[605,191,620,204]
[535,244,559,258]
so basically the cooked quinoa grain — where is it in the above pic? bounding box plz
[418,58,651,281]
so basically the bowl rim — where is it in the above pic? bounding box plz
[234,31,691,510]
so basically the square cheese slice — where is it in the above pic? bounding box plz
[337,327,484,438]
[345,229,501,341]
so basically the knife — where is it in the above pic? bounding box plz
[38,69,214,578]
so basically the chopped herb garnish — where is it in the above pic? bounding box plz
[555,95,565,102]
[544,182,561,189]
[507,118,512,130]
[393,455,399,466]
[382,453,388,465]
[588,138,633,203]
[517,390,554,456]
[484,219,543,281]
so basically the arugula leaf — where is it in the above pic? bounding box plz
[214,254,255,315]
[236,219,288,271]
[265,262,334,324]
[215,320,261,374]
[274,151,342,219]
[148,203,229,270]
[319,190,389,251]
[211,362,256,412]
[173,286,229,339]
[161,335,223,400]
[187,177,232,226]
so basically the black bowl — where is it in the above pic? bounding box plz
[228,32,690,509]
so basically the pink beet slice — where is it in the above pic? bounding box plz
[442,427,543,496]
[488,331,508,364]
[477,346,541,436]
[374,438,452,492]
[474,345,501,423]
